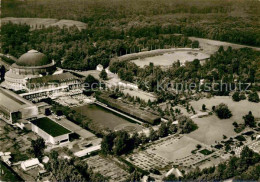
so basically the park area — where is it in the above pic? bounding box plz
[187,96,260,145]
[131,50,209,68]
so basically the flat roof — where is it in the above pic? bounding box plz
[31,117,71,137]
[0,88,33,112]
[27,72,78,84]
[74,145,101,157]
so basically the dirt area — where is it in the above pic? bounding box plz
[1,17,87,30]
[131,50,209,68]
[85,155,129,182]
[189,37,260,55]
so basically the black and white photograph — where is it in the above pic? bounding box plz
[0,0,259,181]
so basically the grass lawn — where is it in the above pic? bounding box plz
[0,161,23,181]
[199,149,213,155]
[187,96,260,145]
[31,117,71,137]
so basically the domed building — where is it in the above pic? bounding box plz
[4,50,56,90]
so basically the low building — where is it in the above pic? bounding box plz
[0,88,38,124]
[74,145,101,157]
[31,117,72,145]
[21,158,40,171]
[165,168,183,178]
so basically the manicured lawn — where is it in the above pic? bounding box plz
[31,117,71,137]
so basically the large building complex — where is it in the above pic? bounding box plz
[4,50,56,90]
[2,50,82,101]
[0,88,38,124]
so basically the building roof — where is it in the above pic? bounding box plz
[16,50,51,67]
[165,168,183,178]
[0,88,34,112]
[21,158,39,168]
[27,72,79,84]
[31,117,71,137]
[74,145,101,157]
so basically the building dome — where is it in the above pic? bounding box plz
[16,50,51,67]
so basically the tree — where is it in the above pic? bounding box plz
[248,91,259,103]
[232,92,240,102]
[178,115,198,133]
[149,127,158,141]
[0,65,6,82]
[202,104,207,111]
[139,132,148,144]
[239,92,246,100]
[158,122,168,137]
[163,173,177,181]
[113,131,131,155]
[191,40,199,48]
[99,69,108,80]
[127,170,142,182]
[131,131,141,148]
[31,138,46,160]
[243,111,255,127]
[84,75,99,90]
[101,132,115,155]
[215,103,232,119]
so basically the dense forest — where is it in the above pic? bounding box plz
[2,0,260,46]
[0,22,193,70]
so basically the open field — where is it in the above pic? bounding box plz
[187,96,260,145]
[187,116,237,145]
[73,104,143,132]
[1,17,87,30]
[190,96,260,124]
[131,50,209,68]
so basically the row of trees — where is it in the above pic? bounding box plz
[232,91,259,103]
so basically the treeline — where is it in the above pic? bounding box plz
[110,47,260,96]
[2,0,260,46]
[0,23,193,70]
